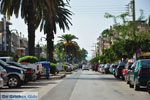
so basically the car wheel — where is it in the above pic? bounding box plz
[122,77,125,81]
[129,83,134,88]
[127,80,130,84]
[134,81,140,91]
[147,81,150,94]
[8,75,21,88]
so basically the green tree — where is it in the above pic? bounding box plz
[0,0,56,56]
[58,34,79,62]
[39,1,72,62]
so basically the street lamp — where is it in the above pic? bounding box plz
[40,37,48,60]
[8,29,18,56]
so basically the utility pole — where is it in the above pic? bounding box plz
[132,0,136,37]
[132,0,136,23]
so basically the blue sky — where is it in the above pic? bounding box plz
[1,0,150,59]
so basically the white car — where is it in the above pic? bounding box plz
[82,64,89,70]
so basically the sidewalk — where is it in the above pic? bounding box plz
[50,73,66,79]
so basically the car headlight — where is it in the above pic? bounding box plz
[21,70,24,74]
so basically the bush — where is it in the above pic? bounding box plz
[40,57,48,61]
[50,63,56,75]
[63,64,67,71]
[18,56,39,63]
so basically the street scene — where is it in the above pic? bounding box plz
[0,70,150,100]
[0,0,150,100]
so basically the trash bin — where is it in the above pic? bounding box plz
[37,61,50,79]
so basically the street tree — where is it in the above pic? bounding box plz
[38,1,72,62]
[0,0,57,56]
[58,34,79,62]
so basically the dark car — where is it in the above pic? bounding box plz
[129,59,150,91]
[109,64,118,74]
[104,64,111,74]
[122,62,133,83]
[7,62,35,82]
[114,61,127,79]
[0,60,26,88]
[147,80,150,94]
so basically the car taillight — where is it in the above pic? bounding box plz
[37,65,39,70]
[27,69,33,74]
[139,69,150,73]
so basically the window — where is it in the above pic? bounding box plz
[141,60,150,68]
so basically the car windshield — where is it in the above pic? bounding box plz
[141,60,150,68]
[0,66,3,70]
[9,62,26,68]
[120,62,127,66]
[0,60,9,66]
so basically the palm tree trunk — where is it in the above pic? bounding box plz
[46,31,54,62]
[27,1,36,56]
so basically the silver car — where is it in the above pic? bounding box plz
[0,71,4,88]
[0,66,8,86]
[82,64,89,70]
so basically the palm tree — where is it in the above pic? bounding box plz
[58,34,78,60]
[0,0,59,56]
[39,1,72,62]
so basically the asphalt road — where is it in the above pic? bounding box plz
[41,70,150,100]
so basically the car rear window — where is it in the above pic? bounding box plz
[141,60,150,68]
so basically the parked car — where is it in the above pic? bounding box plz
[114,61,127,79]
[82,64,89,70]
[7,62,36,82]
[109,64,118,74]
[20,62,42,79]
[147,80,150,94]
[99,64,105,73]
[129,59,150,91]
[56,65,65,73]
[122,62,133,84]
[0,71,4,88]
[0,60,26,88]
[98,64,102,72]
[0,57,13,62]
[104,64,111,74]
[70,64,75,70]
[65,64,72,72]
[0,66,8,86]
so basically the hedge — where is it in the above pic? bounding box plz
[50,63,56,75]
[18,56,39,63]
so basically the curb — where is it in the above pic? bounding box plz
[50,74,66,80]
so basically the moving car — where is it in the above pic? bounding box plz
[129,59,150,90]
[0,60,26,88]
[82,64,89,70]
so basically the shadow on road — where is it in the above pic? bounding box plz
[65,77,121,81]
[0,91,24,92]
[137,88,148,93]
[25,82,57,86]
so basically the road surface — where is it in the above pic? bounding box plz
[41,70,150,100]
